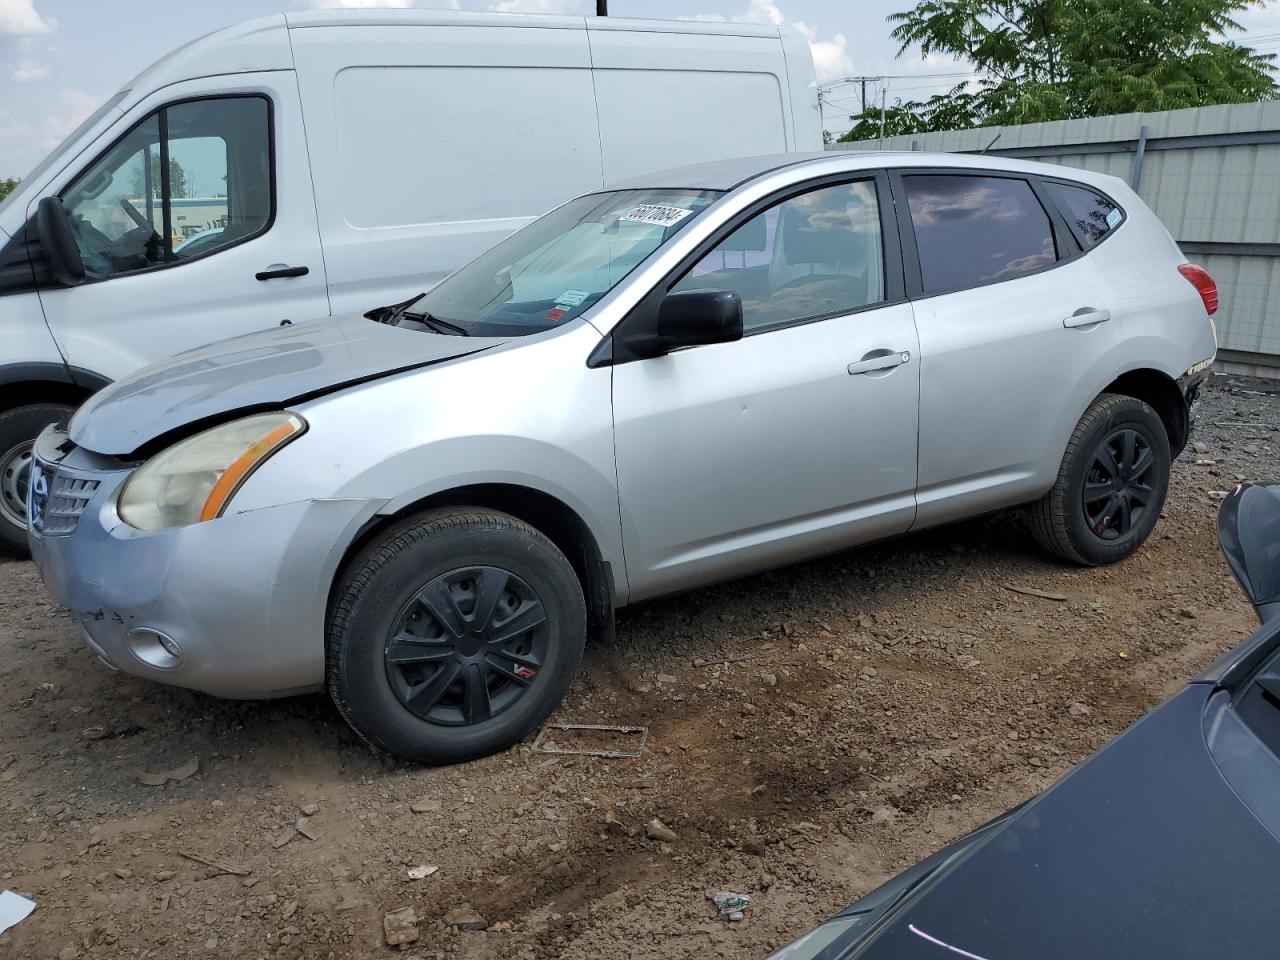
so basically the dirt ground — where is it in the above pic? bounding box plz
[1,375,1276,960]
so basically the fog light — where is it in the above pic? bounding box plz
[128,628,182,669]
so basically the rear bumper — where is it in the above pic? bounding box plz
[28,429,379,699]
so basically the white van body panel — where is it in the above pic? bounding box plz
[286,10,819,314]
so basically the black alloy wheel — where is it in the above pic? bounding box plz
[384,565,549,727]
[1082,428,1156,540]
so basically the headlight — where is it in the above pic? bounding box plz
[117,412,306,531]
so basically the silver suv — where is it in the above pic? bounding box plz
[29,153,1218,763]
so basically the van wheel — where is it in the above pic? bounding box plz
[327,508,586,764]
[1030,393,1170,566]
[0,404,75,553]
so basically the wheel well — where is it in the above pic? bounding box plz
[0,380,92,415]
[338,484,616,639]
[1102,369,1188,454]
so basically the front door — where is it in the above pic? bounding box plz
[611,176,921,601]
[33,73,330,383]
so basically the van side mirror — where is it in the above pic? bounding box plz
[35,196,86,287]
[1218,482,1280,624]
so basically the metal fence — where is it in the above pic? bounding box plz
[831,101,1280,377]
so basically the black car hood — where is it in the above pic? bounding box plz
[850,685,1280,960]
[70,314,508,456]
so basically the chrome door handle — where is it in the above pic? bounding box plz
[848,350,911,376]
[1063,308,1111,329]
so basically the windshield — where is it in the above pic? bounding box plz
[404,188,721,337]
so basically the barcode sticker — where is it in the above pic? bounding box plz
[620,204,694,227]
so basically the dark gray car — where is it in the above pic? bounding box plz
[769,481,1280,960]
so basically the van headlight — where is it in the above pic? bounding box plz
[117,412,306,531]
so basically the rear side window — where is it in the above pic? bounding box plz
[1045,181,1123,249]
[902,174,1058,295]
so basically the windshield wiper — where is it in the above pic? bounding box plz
[400,311,471,336]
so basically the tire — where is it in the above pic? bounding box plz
[1030,393,1171,566]
[0,403,75,553]
[327,508,586,764]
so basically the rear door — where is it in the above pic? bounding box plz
[892,170,1119,526]
[33,74,329,382]
[611,174,920,601]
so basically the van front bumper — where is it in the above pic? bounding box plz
[28,429,378,700]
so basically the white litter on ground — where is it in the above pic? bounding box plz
[0,890,35,934]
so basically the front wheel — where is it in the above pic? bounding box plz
[1029,393,1171,566]
[326,508,586,764]
[0,403,75,552]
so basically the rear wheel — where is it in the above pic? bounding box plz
[0,404,75,552]
[327,508,586,764]
[1030,393,1170,566]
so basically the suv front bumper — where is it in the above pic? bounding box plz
[28,427,378,699]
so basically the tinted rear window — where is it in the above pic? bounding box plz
[1046,181,1123,248]
[903,174,1058,294]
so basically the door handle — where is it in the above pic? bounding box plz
[848,350,911,376]
[256,265,310,281]
[1063,308,1111,329]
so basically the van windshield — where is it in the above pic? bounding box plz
[401,188,721,337]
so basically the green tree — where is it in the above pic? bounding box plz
[0,178,18,203]
[131,155,188,199]
[839,0,1277,140]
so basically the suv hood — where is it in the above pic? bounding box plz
[846,685,1280,960]
[71,313,508,456]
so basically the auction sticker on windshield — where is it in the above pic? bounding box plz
[620,204,694,227]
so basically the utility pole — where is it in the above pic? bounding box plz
[596,0,607,14]
[860,77,869,113]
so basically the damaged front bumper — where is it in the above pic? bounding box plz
[28,427,380,699]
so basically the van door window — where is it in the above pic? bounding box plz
[901,174,1058,295]
[671,179,885,333]
[60,96,271,280]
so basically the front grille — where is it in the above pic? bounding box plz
[35,471,100,536]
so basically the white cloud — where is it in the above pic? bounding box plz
[0,0,53,35]
[303,0,461,9]
[11,57,48,82]
[684,0,854,82]
[39,87,101,151]
[491,0,582,11]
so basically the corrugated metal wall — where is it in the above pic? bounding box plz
[830,101,1280,377]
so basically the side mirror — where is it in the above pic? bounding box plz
[1218,482,1280,624]
[651,289,743,354]
[35,196,86,287]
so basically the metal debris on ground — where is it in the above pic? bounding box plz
[406,865,439,880]
[137,757,199,786]
[711,890,752,922]
[530,723,648,759]
[1004,583,1068,602]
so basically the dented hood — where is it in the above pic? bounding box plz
[70,313,508,456]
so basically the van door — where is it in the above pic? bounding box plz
[32,74,329,383]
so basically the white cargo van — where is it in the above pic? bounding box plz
[0,9,820,548]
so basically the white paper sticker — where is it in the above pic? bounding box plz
[554,289,590,307]
[1105,207,1122,229]
[0,890,36,935]
[619,204,694,227]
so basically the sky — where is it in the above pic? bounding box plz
[2,0,1280,180]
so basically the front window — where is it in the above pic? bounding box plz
[404,189,720,337]
[60,96,271,279]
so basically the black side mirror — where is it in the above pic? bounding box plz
[1218,482,1280,624]
[652,288,743,353]
[35,196,86,287]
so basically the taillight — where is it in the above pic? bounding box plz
[1178,263,1218,316]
